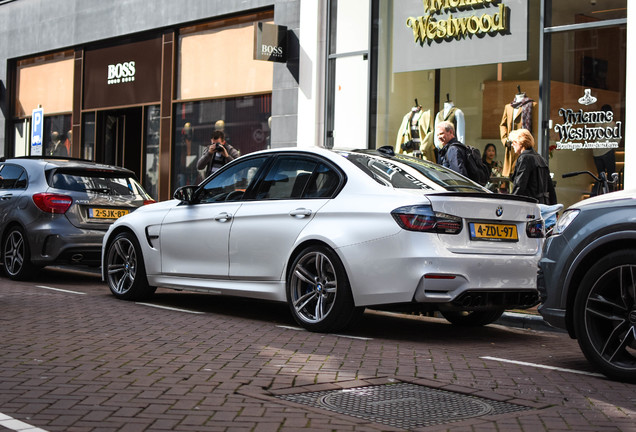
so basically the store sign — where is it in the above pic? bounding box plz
[31,107,43,156]
[253,22,287,63]
[393,0,527,72]
[553,89,622,151]
[83,37,161,109]
[406,1,508,43]
[107,61,136,85]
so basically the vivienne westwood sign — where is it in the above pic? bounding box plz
[553,89,622,151]
[393,0,527,72]
[406,0,508,43]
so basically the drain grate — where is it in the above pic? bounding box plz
[277,382,532,429]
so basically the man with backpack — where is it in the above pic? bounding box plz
[436,121,490,186]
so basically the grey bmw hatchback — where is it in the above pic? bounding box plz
[0,157,154,280]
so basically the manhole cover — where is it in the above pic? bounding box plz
[277,382,532,429]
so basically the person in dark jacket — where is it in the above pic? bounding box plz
[435,121,468,177]
[509,128,557,204]
[197,130,240,177]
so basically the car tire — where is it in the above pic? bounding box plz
[106,231,155,300]
[440,309,504,326]
[287,245,360,332]
[2,226,36,281]
[573,249,636,382]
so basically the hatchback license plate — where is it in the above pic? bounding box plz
[469,222,518,241]
[89,208,130,219]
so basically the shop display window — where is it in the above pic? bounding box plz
[171,95,271,193]
[143,105,160,200]
[368,0,626,210]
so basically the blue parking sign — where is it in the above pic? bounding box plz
[31,108,43,156]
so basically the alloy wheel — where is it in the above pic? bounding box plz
[107,236,138,295]
[4,230,25,277]
[289,251,338,324]
[583,263,636,373]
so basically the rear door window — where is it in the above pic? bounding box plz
[0,164,28,190]
[49,170,137,196]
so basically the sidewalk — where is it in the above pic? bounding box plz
[496,305,564,332]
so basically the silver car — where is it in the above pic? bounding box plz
[0,157,154,280]
[102,147,544,332]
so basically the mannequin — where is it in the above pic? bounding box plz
[499,87,538,177]
[395,100,435,161]
[434,95,465,149]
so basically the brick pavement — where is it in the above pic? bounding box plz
[0,269,634,431]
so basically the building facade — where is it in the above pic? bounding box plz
[0,0,632,210]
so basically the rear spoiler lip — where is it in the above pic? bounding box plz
[429,192,538,204]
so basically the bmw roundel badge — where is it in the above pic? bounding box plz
[495,206,503,217]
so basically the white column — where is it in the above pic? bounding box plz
[296,0,327,148]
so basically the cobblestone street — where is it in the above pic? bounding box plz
[0,268,634,431]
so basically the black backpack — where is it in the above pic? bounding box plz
[450,143,490,186]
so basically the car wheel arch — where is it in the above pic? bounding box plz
[1,221,29,253]
[102,226,139,268]
[285,240,357,296]
[563,234,636,336]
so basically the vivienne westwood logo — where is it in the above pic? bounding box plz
[578,89,597,106]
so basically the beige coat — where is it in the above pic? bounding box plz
[395,109,436,162]
[499,101,538,177]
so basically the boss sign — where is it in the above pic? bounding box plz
[107,61,136,84]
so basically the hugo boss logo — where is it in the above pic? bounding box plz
[261,44,284,58]
[107,61,136,85]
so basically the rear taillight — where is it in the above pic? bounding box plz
[392,205,462,234]
[32,193,73,214]
[526,219,545,238]
[143,199,156,205]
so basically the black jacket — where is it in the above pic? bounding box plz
[510,148,557,204]
[438,138,468,177]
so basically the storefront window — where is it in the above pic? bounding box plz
[82,112,96,160]
[546,0,627,209]
[375,0,540,186]
[143,105,160,200]
[550,0,626,27]
[12,50,74,157]
[172,95,271,192]
[43,114,72,157]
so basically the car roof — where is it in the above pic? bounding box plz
[2,157,136,175]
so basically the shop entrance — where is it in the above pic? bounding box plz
[96,108,142,178]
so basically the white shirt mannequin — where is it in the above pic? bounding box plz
[434,101,465,147]
[513,92,526,119]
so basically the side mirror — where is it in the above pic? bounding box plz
[173,185,198,203]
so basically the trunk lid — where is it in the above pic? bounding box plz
[426,192,542,256]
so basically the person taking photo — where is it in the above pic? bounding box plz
[197,130,240,177]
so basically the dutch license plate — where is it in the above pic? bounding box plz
[89,208,130,219]
[469,222,518,242]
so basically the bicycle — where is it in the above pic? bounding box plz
[562,170,619,196]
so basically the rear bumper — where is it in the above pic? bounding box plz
[27,222,105,266]
[339,230,541,308]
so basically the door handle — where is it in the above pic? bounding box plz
[214,212,232,222]
[0,194,13,200]
[289,208,312,218]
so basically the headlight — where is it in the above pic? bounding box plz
[552,209,579,235]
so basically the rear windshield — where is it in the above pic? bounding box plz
[48,170,139,196]
[337,151,486,192]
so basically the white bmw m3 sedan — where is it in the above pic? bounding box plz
[102,146,544,332]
